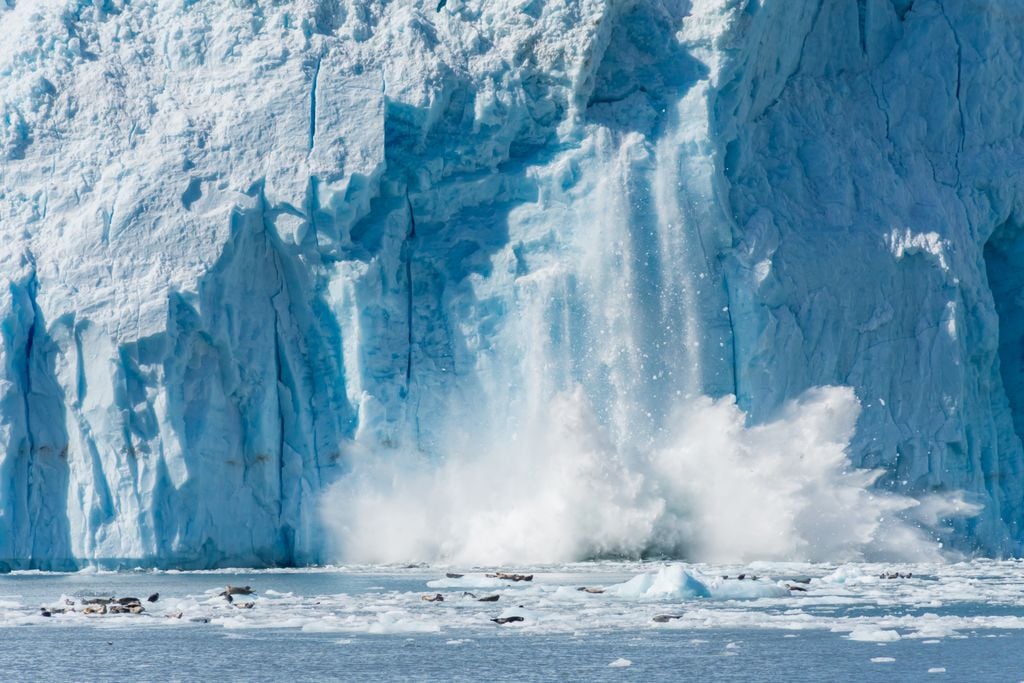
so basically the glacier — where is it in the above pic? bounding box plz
[1,0,1024,568]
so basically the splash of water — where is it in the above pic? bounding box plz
[321,385,977,564]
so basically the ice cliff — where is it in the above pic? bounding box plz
[2,0,1024,568]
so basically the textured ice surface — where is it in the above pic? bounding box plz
[3,0,1024,567]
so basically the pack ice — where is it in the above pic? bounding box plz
[1,0,1023,568]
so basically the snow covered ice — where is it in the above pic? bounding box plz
[2,0,1024,581]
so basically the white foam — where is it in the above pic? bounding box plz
[324,387,973,565]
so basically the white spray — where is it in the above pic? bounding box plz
[323,384,975,565]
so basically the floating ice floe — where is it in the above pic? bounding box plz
[607,565,788,600]
[5,560,1024,646]
[846,626,901,642]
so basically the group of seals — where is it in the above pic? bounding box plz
[449,570,532,582]
[429,573,525,623]
[879,572,912,579]
[40,585,260,620]
[720,574,812,592]
[41,593,157,618]
[486,572,533,582]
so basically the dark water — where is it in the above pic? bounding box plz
[1,625,1019,682]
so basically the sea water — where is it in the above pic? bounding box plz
[1,561,1023,681]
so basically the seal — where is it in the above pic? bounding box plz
[422,593,444,602]
[491,616,524,624]
[40,606,70,616]
[652,614,683,623]
[147,593,159,603]
[477,595,500,602]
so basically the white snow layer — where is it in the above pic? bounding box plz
[1,0,1024,567]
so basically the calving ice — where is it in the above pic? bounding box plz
[0,0,1022,569]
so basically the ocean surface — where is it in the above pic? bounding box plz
[1,561,1023,681]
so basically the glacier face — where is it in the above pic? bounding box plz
[1,0,1023,568]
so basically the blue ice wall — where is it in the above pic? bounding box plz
[1,0,1024,567]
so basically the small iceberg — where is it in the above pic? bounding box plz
[606,565,712,599]
[606,565,789,600]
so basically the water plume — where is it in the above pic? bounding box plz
[322,385,975,564]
